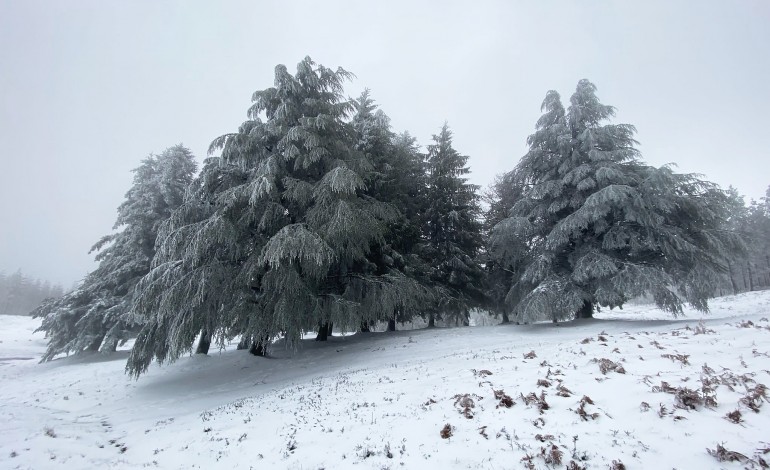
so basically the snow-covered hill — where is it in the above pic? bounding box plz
[2,291,770,469]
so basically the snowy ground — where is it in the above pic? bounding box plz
[2,292,770,469]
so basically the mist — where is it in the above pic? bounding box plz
[1,0,768,287]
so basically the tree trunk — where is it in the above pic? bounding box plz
[386,318,396,332]
[99,337,117,354]
[315,323,329,341]
[748,263,755,291]
[85,333,105,353]
[427,314,435,328]
[765,254,770,287]
[327,322,333,337]
[576,301,593,319]
[501,311,510,324]
[249,337,267,357]
[237,336,249,350]
[360,321,370,333]
[462,313,469,327]
[742,265,749,291]
[196,329,211,354]
[727,260,739,295]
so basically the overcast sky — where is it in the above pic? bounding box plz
[1,1,768,287]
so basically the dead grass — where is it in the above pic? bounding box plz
[661,353,690,366]
[556,383,573,397]
[493,389,515,408]
[452,393,480,419]
[725,410,743,424]
[707,443,749,463]
[471,369,493,378]
[693,321,715,335]
[652,381,715,410]
[566,461,586,470]
[539,444,563,465]
[576,395,599,421]
[521,391,549,414]
[523,350,537,359]
[594,358,626,375]
[740,384,769,413]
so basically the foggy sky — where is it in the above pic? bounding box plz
[1,0,769,287]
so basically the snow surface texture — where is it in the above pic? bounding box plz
[2,291,770,469]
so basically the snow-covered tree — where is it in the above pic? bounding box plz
[350,91,432,331]
[490,80,742,323]
[127,58,430,377]
[34,146,196,360]
[422,124,485,326]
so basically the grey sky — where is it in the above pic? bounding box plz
[1,1,768,287]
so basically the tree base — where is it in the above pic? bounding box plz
[315,323,329,341]
[196,330,211,354]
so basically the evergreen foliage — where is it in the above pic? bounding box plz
[127,58,431,377]
[490,80,742,323]
[33,146,196,360]
[422,124,485,324]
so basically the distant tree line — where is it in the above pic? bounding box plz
[718,186,770,294]
[0,270,64,316]
[32,57,765,377]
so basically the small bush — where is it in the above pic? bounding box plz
[440,423,453,439]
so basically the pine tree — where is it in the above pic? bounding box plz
[350,91,432,331]
[422,124,485,326]
[490,80,742,323]
[34,146,196,360]
[482,172,526,323]
[127,58,430,377]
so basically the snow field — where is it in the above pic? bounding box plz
[2,290,770,469]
